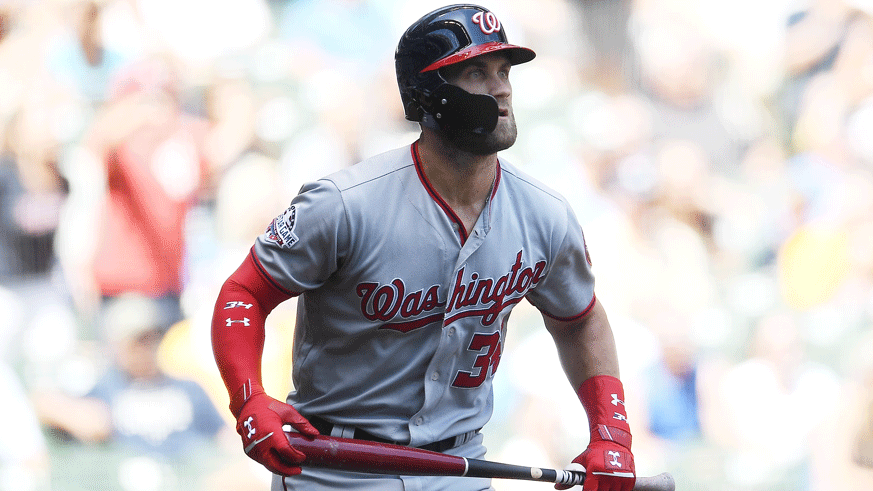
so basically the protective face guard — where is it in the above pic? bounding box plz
[421,83,499,135]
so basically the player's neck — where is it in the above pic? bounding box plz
[416,132,497,209]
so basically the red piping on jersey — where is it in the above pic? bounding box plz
[443,295,525,327]
[411,141,501,245]
[538,293,597,322]
[248,247,301,298]
[487,162,501,217]
[379,313,445,333]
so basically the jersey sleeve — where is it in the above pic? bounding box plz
[252,179,349,294]
[525,202,596,320]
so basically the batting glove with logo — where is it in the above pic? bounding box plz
[231,380,320,476]
[556,375,635,491]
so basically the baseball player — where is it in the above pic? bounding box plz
[212,4,635,491]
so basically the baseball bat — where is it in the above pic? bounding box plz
[286,433,675,490]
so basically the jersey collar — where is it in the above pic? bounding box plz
[411,141,501,245]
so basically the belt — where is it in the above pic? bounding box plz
[307,415,476,453]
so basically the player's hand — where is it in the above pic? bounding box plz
[556,439,635,491]
[234,385,320,476]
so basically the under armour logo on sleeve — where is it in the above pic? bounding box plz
[226,318,251,327]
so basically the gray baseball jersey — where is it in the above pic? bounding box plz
[253,142,595,447]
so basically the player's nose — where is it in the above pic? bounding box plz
[487,75,511,99]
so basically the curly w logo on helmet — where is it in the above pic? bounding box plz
[472,11,501,34]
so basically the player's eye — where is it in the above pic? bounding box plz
[467,68,485,79]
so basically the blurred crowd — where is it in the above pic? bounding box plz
[0,0,871,490]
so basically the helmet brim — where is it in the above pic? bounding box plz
[421,41,536,73]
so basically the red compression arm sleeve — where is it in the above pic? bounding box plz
[212,250,294,416]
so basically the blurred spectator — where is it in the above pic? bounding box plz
[45,0,128,106]
[0,151,65,284]
[0,0,71,286]
[34,293,227,455]
[0,14,79,385]
[0,148,77,390]
[31,293,250,491]
[63,56,213,329]
[778,0,854,146]
[713,311,842,490]
[633,17,744,174]
[644,330,701,441]
[576,0,635,92]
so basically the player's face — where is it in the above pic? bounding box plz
[440,53,517,155]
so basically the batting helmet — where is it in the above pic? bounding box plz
[395,4,536,134]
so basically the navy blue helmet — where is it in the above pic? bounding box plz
[395,4,535,134]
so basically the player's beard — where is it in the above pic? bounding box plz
[444,110,518,156]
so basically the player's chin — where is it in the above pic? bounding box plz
[496,115,518,140]
[483,119,518,150]
[488,126,517,152]
[445,131,513,156]
[472,135,516,155]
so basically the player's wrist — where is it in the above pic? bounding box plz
[577,374,632,450]
[229,379,266,419]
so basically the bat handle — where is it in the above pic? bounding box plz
[554,471,675,491]
[634,472,676,491]
[554,469,585,486]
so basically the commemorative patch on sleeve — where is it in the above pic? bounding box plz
[266,205,299,248]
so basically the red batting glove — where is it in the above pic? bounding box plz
[558,440,635,491]
[231,380,320,476]
[556,375,635,491]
